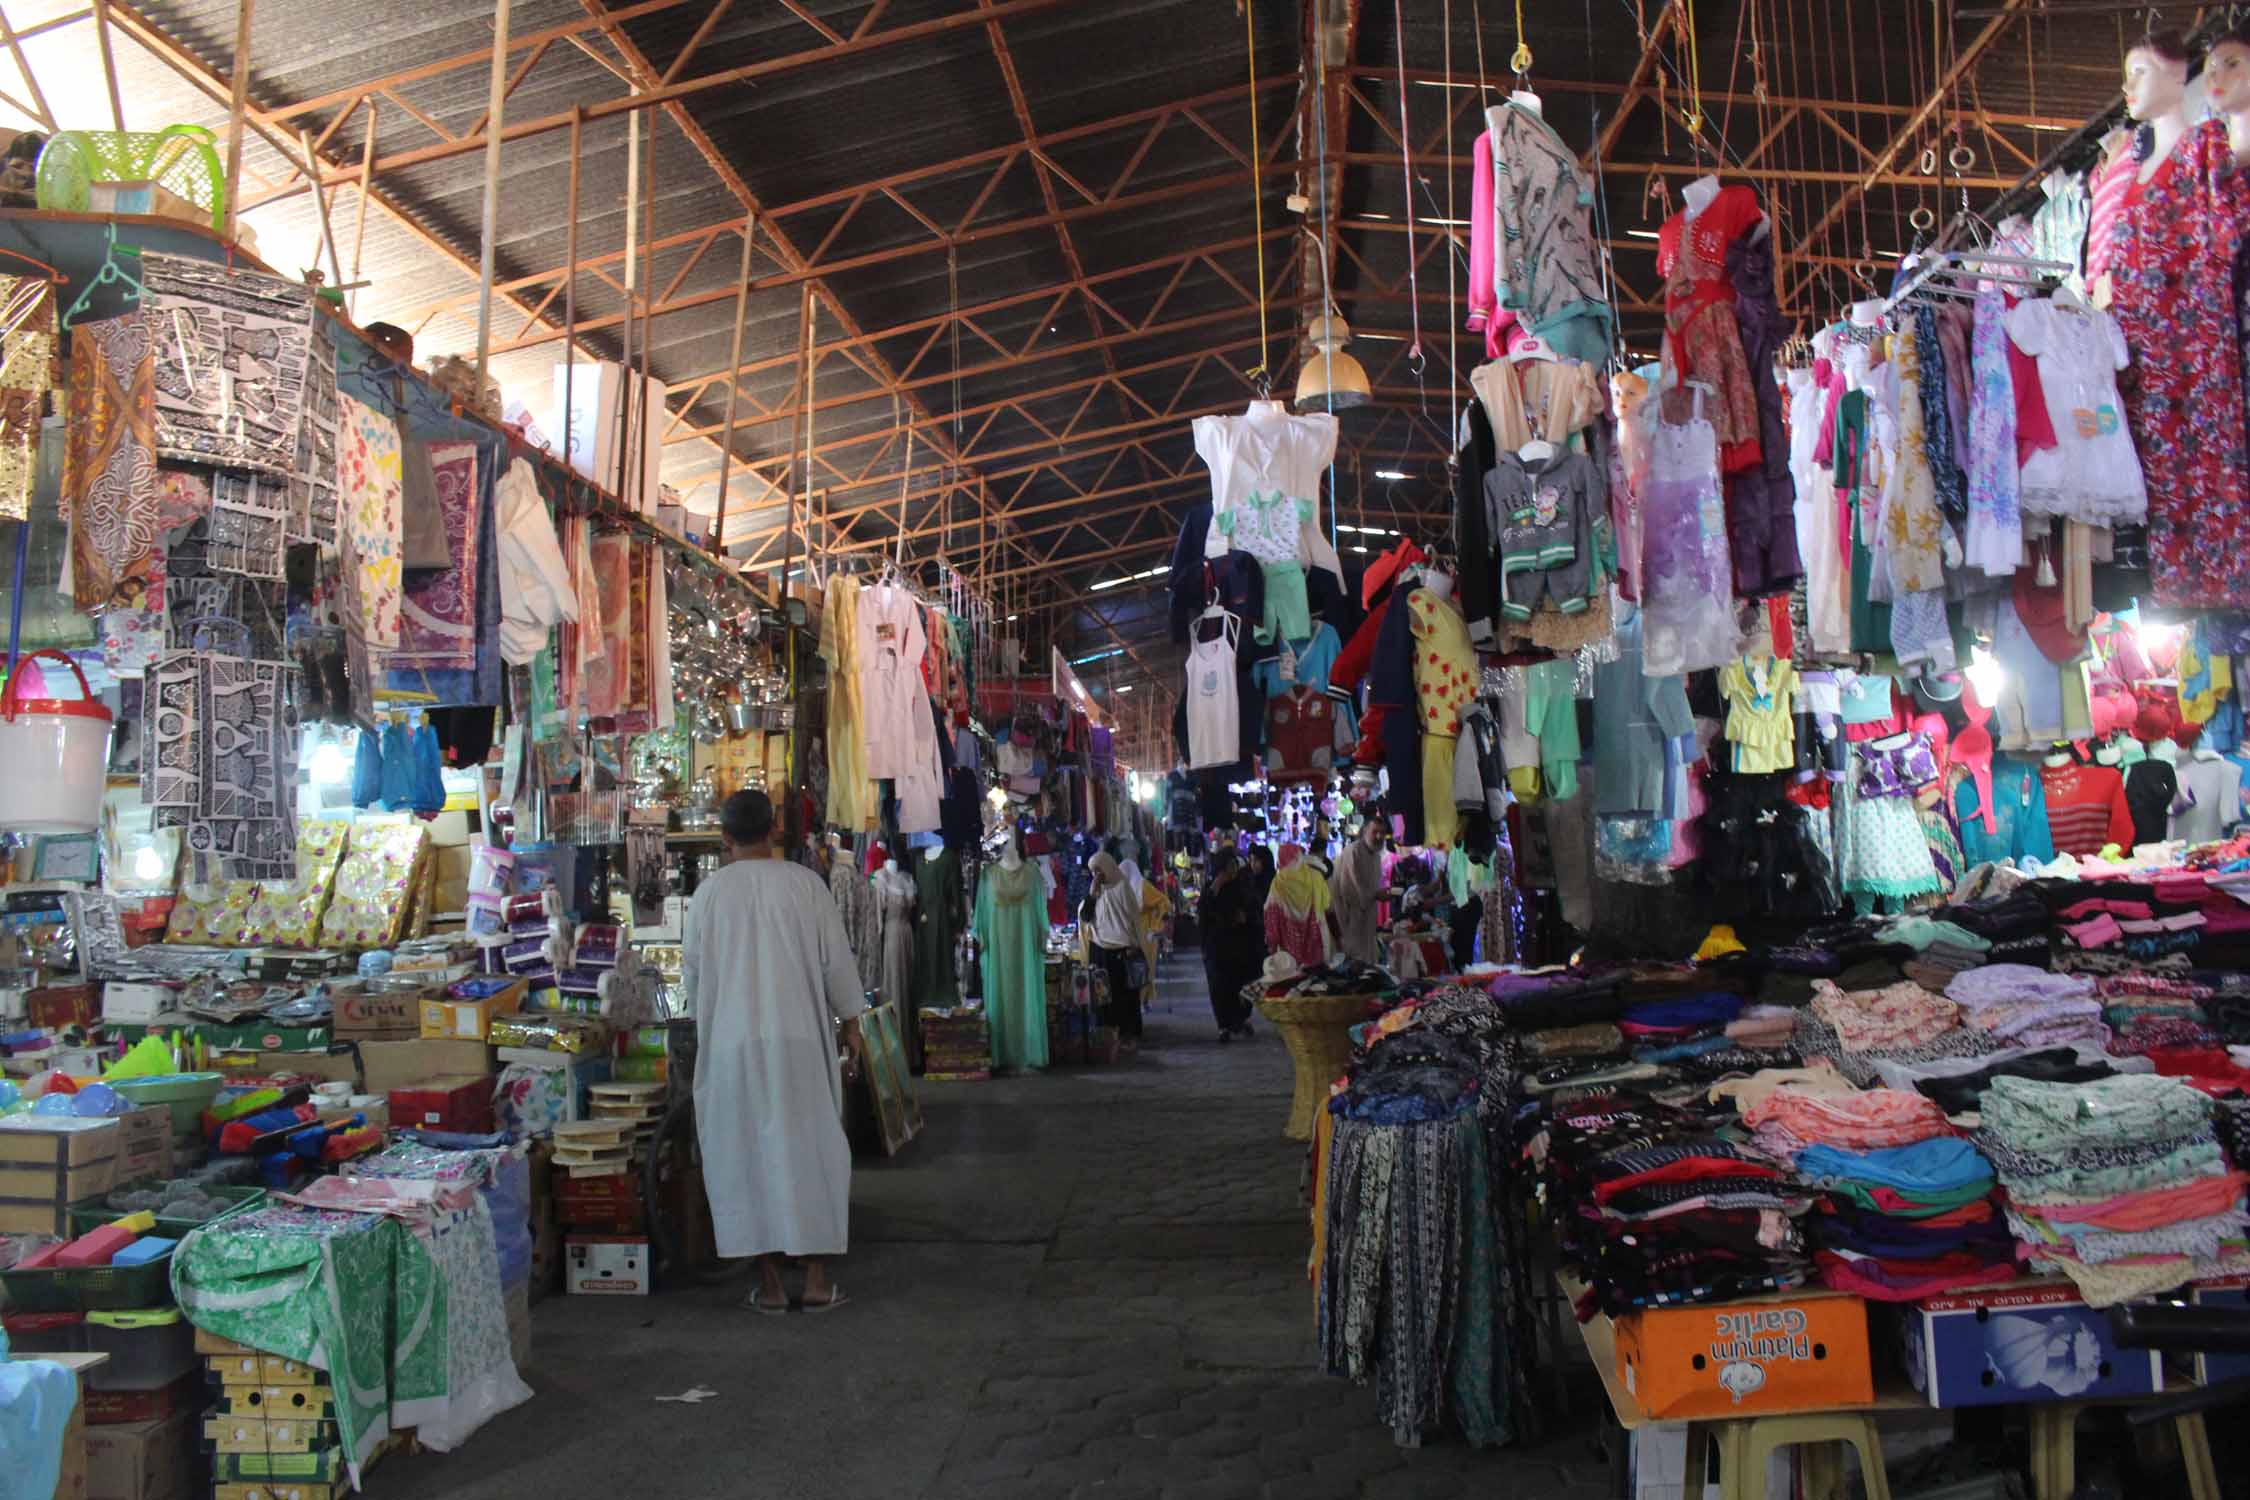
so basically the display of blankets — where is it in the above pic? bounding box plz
[241,819,352,947]
[206,469,287,580]
[583,531,632,720]
[390,440,481,673]
[320,818,427,948]
[173,1203,400,1486]
[338,392,403,650]
[143,649,299,883]
[142,250,314,474]
[1978,1073,2250,1305]
[290,315,339,547]
[63,309,160,611]
[0,273,54,520]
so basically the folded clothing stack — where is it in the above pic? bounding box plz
[1946,965,2111,1051]
[1544,1095,1815,1320]
[1794,975,2003,1086]
[1979,1073,2250,1305]
[2095,975,2223,1058]
[1615,992,1743,1065]
[1736,1083,2016,1300]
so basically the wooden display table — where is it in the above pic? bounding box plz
[1250,988,1370,1140]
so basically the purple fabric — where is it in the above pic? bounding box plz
[1855,733,1940,800]
[1724,232,1802,596]
[390,440,481,673]
[1946,964,2096,1010]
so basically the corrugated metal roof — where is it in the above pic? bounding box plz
[18,0,2142,678]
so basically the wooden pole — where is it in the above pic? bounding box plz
[89,0,124,132]
[634,106,655,513]
[610,106,637,504]
[349,100,376,320]
[473,0,512,393]
[221,0,253,243]
[561,105,580,483]
[709,210,755,558]
[298,128,345,292]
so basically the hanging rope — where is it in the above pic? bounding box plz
[1242,0,1270,391]
[1679,0,1704,135]
[1392,0,1426,397]
[1510,0,1533,76]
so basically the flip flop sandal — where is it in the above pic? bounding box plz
[803,1286,851,1313]
[744,1290,792,1315]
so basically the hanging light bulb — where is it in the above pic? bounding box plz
[1292,305,1370,413]
[132,845,164,881]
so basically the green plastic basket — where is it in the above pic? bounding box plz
[0,1249,173,1313]
[65,1182,263,1239]
[107,1073,225,1136]
[33,126,225,233]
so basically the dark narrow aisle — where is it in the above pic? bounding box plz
[370,953,1610,1500]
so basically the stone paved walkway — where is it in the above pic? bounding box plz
[370,952,1617,1500]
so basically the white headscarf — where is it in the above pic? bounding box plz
[1121,860,1145,900]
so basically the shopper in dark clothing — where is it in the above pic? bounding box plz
[1199,849,1260,1040]
[1245,844,1276,912]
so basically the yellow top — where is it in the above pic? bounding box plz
[1718,656,1798,774]
[1409,588,1477,737]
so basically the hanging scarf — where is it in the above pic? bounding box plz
[1269,859,1333,922]
[64,310,159,612]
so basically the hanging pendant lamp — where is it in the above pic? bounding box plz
[1292,306,1370,412]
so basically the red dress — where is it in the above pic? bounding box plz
[2109,119,2250,608]
[1658,185,1765,474]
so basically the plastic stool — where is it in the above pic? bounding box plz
[1682,1412,1892,1500]
[2024,1402,2219,1500]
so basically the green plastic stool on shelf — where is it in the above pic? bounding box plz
[35,126,225,234]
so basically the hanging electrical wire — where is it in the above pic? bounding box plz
[1241,0,1271,392]
[1391,0,1428,409]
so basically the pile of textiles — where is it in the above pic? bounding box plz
[1731,1077,2018,1299]
[1273,956,1397,998]
[1316,985,1543,1449]
[1946,965,2110,1051]
[1977,1073,2250,1304]
[1793,974,2002,1086]
[2096,975,2221,1058]
[1543,1089,1815,1320]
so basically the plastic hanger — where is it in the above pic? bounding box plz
[61,222,141,329]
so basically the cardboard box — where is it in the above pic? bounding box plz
[83,1409,197,1500]
[99,984,179,1026]
[204,1414,330,1454]
[418,981,524,1042]
[425,809,474,848]
[195,1023,332,1054]
[0,1117,119,1235]
[29,983,99,1029]
[565,1235,649,1295]
[114,1108,171,1186]
[56,1364,89,1500]
[213,1050,359,1089]
[333,988,425,1041]
[1613,1287,1872,1419]
[83,1370,200,1427]
[1898,1279,2163,1407]
[358,1038,495,1098]
[217,1384,334,1419]
[388,1075,495,1134]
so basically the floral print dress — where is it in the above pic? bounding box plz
[2109,119,2250,608]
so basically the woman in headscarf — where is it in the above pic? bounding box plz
[1087,851,1146,1050]
[1198,847,1260,1040]
[1135,861,1172,1001]
[1263,843,1334,970]
[1329,812,1388,964]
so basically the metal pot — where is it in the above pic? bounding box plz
[724,696,755,736]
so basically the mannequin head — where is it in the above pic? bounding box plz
[2208,29,2250,116]
[2124,30,2191,123]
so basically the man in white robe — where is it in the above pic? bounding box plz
[682,789,867,1312]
